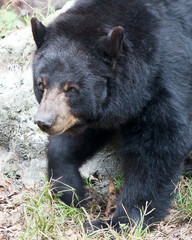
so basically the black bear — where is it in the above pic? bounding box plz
[31,0,192,231]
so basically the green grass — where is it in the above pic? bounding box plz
[84,177,95,189]
[21,0,56,26]
[18,175,192,239]
[0,5,25,38]
[0,0,56,38]
[83,174,124,190]
[174,176,192,222]
[113,175,124,190]
[18,181,154,239]
[18,182,85,239]
[17,175,192,239]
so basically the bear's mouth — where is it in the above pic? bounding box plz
[42,122,87,136]
[46,128,67,136]
[64,124,87,136]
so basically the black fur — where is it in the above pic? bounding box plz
[32,0,192,231]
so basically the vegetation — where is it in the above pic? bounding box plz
[0,4,25,38]
[17,175,192,239]
[18,181,154,239]
[113,175,124,190]
[0,0,56,38]
[174,176,192,222]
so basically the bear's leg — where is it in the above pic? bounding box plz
[87,123,187,231]
[109,162,182,231]
[88,156,183,231]
[48,128,113,206]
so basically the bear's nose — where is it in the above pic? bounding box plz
[34,117,54,131]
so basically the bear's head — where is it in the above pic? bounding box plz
[31,16,124,136]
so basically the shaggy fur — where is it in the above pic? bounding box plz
[31,0,192,231]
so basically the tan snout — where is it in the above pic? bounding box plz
[35,88,79,135]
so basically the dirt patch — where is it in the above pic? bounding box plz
[0,175,191,239]
[0,175,24,239]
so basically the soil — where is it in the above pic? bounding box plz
[0,174,191,239]
[0,175,24,239]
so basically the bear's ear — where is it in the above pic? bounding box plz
[31,17,47,48]
[99,26,124,65]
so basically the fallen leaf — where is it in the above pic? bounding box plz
[105,176,117,217]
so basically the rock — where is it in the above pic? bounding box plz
[0,38,48,186]
[80,135,122,178]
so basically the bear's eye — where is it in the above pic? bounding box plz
[63,83,78,94]
[68,87,77,93]
[38,82,45,90]
[38,77,47,91]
